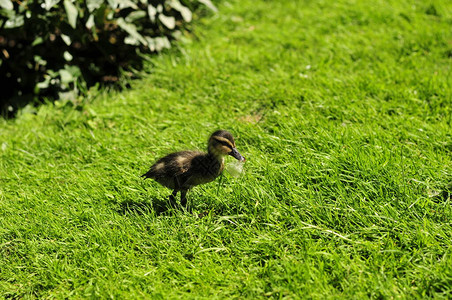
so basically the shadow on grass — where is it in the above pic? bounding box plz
[188,193,251,217]
[117,190,250,218]
[118,197,177,216]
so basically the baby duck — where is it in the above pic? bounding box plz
[142,130,245,207]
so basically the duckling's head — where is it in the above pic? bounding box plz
[208,130,245,161]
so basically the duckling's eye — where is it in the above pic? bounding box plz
[217,140,233,150]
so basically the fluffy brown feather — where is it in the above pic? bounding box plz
[142,130,245,207]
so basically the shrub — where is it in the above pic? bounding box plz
[0,0,216,117]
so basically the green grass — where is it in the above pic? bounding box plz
[1,0,452,298]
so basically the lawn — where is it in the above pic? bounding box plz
[1,0,451,298]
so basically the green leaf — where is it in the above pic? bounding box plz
[5,14,24,28]
[44,0,61,11]
[63,51,73,61]
[147,5,157,22]
[117,0,138,10]
[154,36,170,51]
[85,14,95,29]
[59,65,81,84]
[37,77,51,89]
[158,14,176,29]
[61,34,71,46]
[59,69,74,83]
[34,55,47,66]
[145,37,156,51]
[86,0,103,12]
[125,10,146,23]
[116,18,147,46]
[58,90,77,101]
[0,0,13,10]
[64,0,78,29]
[108,0,137,10]
[107,0,118,9]
[32,37,44,47]
[170,0,192,22]
[124,36,139,46]
[198,0,217,13]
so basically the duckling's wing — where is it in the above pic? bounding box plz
[142,151,201,179]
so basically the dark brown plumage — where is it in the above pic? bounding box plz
[142,130,245,206]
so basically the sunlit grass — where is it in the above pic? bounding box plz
[1,0,451,298]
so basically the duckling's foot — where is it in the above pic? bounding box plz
[180,190,188,207]
[169,190,178,207]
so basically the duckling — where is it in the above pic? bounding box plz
[142,130,245,207]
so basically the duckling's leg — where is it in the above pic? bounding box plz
[169,190,178,206]
[180,190,188,207]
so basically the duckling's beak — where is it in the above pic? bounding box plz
[229,148,246,162]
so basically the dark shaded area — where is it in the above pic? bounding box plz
[0,25,141,117]
[118,198,174,216]
[117,195,234,217]
[0,0,211,118]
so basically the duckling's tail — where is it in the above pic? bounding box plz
[142,167,158,179]
[141,171,152,179]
